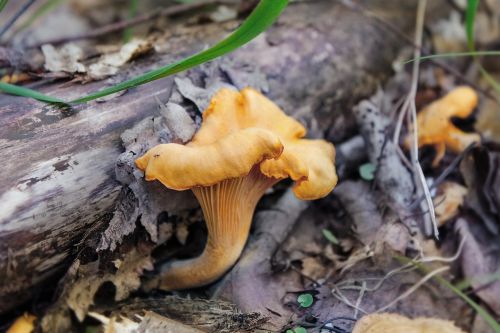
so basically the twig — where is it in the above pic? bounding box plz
[403,0,439,239]
[29,0,228,48]
[408,142,475,210]
[353,281,366,319]
[0,0,37,39]
[374,266,449,313]
[420,236,466,263]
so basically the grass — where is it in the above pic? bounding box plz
[0,0,8,13]
[405,0,500,94]
[123,0,138,43]
[396,256,500,333]
[0,0,288,105]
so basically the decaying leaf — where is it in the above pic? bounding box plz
[456,218,500,316]
[460,145,500,234]
[434,181,468,225]
[431,11,467,53]
[42,43,86,73]
[89,311,204,333]
[352,313,467,333]
[88,39,153,80]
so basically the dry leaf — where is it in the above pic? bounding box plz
[353,313,467,333]
[42,43,85,73]
[456,218,500,316]
[88,39,153,80]
[301,257,326,281]
[434,181,468,225]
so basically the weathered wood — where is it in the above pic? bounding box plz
[0,1,441,313]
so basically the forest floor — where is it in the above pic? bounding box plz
[1,1,500,333]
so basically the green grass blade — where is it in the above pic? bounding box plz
[0,0,8,13]
[0,0,288,105]
[123,0,138,43]
[396,256,500,333]
[0,81,65,103]
[404,50,500,64]
[454,271,500,291]
[70,0,288,104]
[466,0,479,51]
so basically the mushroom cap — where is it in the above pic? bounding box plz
[405,86,481,161]
[352,313,466,333]
[136,88,337,200]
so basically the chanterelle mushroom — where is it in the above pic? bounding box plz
[352,313,466,333]
[405,86,481,166]
[136,88,337,290]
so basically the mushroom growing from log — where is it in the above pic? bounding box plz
[135,88,337,290]
[405,86,481,166]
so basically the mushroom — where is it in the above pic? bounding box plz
[352,313,466,333]
[136,88,337,290]
[7,313,36,333]
[405,86,481,166]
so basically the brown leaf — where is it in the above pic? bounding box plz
[434,181,468,225]
[456,218,500,316]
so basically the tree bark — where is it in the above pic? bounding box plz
[0,1,441,313]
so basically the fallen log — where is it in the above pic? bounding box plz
[0,1,446,313]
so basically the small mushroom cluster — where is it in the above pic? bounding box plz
[405,86,481,166]
[136,88,338,290]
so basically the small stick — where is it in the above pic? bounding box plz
[374,266,449,313]
[408,143,475,210]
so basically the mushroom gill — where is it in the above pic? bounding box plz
[136,88,337,290]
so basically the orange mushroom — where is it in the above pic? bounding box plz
[6,313,36,333]
[352,313,466,333]
[136,88,337,290]
[405,86,480,166]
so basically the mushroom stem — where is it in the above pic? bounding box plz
[155,167,278,290]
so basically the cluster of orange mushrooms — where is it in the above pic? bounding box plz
[136,85,481,291]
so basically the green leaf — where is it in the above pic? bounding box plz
[0,81,66,104]
[0,0,8,13]
[293,327,307,333]
[286,330,294,333]
[0,0,288,105]
[466,0,479,51]
[395,256,500,333]
[322,229,339,245]
[69,0,288,104]
[297,293,314,308]
[359,162,376,181]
